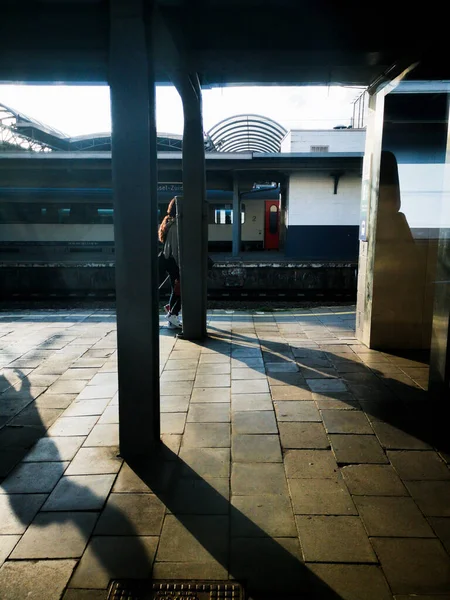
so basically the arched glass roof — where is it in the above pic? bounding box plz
[207,114,287,153]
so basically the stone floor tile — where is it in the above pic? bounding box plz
[97,404,119,424]
[160,395,190,413]
[88,373,118,386]
[160,381,194,396]
[279,423,329,449]
[152,561,228,581]
[9,404,62,428]
[11,512,97,558]
[232,410,277,434]
[179,447,230,478]
[231,379,269,394]
[313,391,360,410]
[197,363,231,375]
[341,464,408,496]
[231,393,273,411]
[48,416,99,437]
[356,496,435,537]
[306,379,347,392]
[83,423,119,446]
[165,477,229,515]
[290,477,357,515]
[34,393,77,409]
[231,357,264,369]
[232,434,282,462]
[157,514,228,564]
[232,462,288,495]
[160,412,186,435]
[62,399,110,417]
[191,388,230,403]
[94,493,165,535]
[321,409,373,434]
[371,537,450,595]
[265,362,299,373]
[231,494,296,537]
[274,400,321,422]
[229,536,305,593]
[0,535,20,567]
[187,403,230,423]
[231,367,266,380]
[372,421,432,450]
[73,358,107,368]
[0,493,47,534]
[194,374,230,388]
[69,536,157,589]
[76,385,117,400]
[284,449,339,479]
[165,359,199,371]
[0,461,68,493]
[0,559,77,600]
[182,423,230,448]
[330,434,388,464]
[307,564,392,600]
[267,372,307,386]
[429,518,450,553]
[47,380,87,394]
[0,425,44,450]
[65,447,122,475]
[388,450,450,480]
[42,474,115,511]
[198,354,230,364]
[23,436,85,462]
[160,434,181,458]
[60,368,98,380]
[270,385,312,400]
[160,369,197,382]
[0,448,27,479]
[405,481,450,516]
[296,515,377,563]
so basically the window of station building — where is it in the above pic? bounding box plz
[213,203,245,225]
[310,145,329,152]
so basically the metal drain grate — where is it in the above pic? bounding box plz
[107,579,245,600]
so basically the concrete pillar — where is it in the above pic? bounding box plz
[177,75,208,340]
[430,111,450,399]
[109,0,160,458]
[232,176,241,257]
[357,83,447,351]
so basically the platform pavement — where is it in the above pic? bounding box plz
[0,306,448,600]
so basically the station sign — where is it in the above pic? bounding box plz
[157,183,183,193]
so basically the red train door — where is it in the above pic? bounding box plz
[264,200,280,250]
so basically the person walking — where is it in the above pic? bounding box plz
[158,197,182,329]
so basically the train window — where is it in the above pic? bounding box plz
[213,204,245,225]
[269,204,278,234]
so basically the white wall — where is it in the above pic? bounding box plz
[288,172,362,226]
[284,129,366,153]
[398,164,447,228]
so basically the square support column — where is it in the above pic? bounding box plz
[232,176,241,257]
[110,0,160,458]
[178,76,208,340]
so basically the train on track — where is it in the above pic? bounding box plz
[0,186,281,261]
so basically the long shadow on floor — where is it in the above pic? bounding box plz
[205,325,450,455]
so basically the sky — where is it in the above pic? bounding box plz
[0,84,364,137]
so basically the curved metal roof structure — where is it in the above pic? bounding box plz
[207,114,287,153]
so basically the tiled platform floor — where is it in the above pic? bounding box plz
[0,307,449,600]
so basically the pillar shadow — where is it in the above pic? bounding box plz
[205,323,449,454]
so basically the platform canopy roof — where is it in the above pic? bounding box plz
[207,115,287,153]
[1,1,449,87]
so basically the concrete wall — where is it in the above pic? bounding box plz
[285,171,361,260]
[281,129,366,153]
